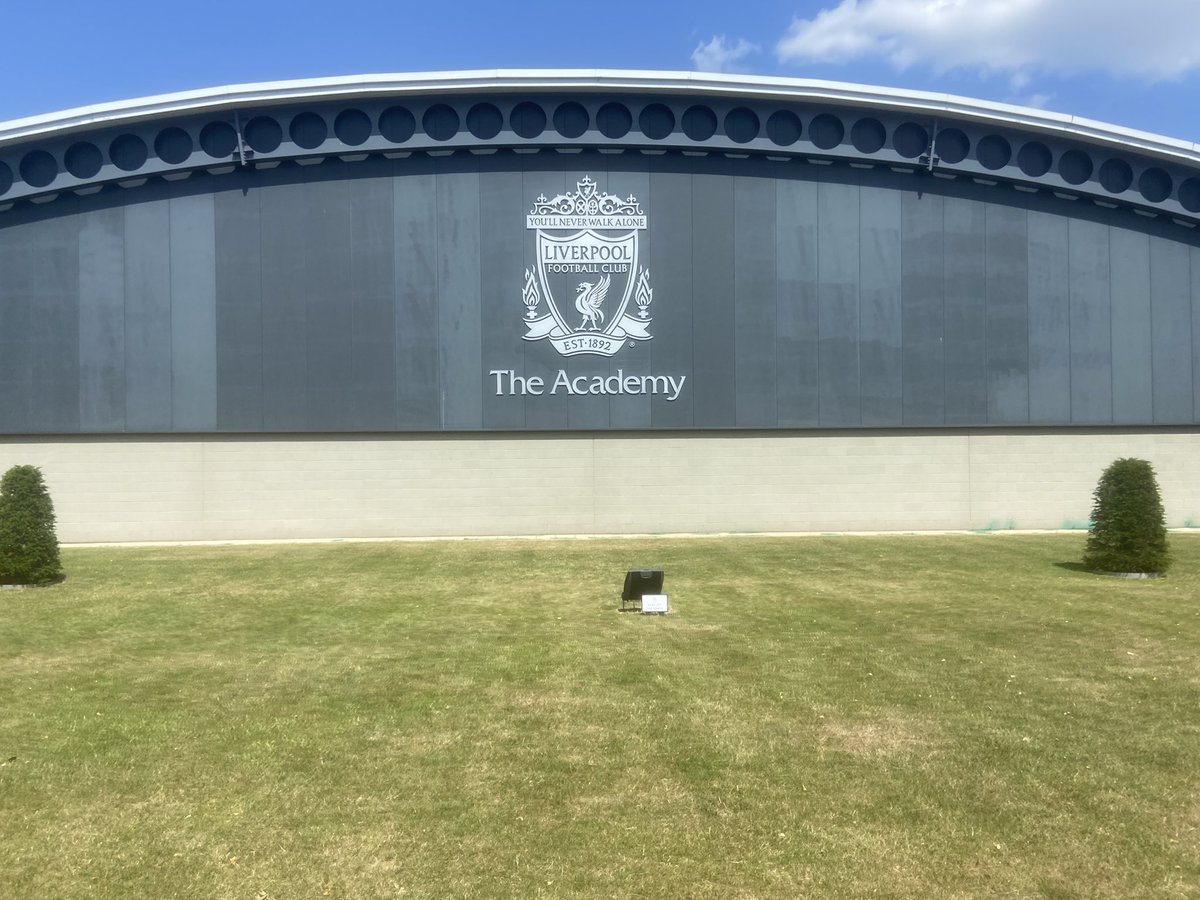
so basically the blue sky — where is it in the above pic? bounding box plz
[4,0,1197,142]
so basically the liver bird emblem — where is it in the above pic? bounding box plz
[575,274,610,331]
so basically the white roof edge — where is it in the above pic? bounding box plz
[2,69,1198,165]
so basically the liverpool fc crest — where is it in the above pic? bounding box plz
[522,176,653,357]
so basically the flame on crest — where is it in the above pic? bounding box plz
[636,267,653,318]
[523,268,540,318]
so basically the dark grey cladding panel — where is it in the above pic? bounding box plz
[859,186,902,427]
[259,171,311,430]
[394,159,440,430]
[27,214,81,433]
[984,204,1029,424]
[1068,218,1114,423]
[0,216,34,432]
[436,168,483,430]
[480,160,526,430]
[606,161,652,428]
[1026,212,1071,423]
[170,192,217,431]
[215,171,265,430]
[483,168,528,428]
[304,169,356,430]
[1150,237,1193,423]
[943,197,986,425]
[647,160,693,427]
[900,190,945,425]
[347,158,398,431]
[1194,247,1200,423]
[775,176,819,427]
[692,156,736,428]
[734,169,778,427]
[1,151,1199,436]
[817,179,861,426]
[78,205,126,431]
[1109,229,1153,424]
[123,187,173,431]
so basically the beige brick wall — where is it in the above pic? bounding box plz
[0,429,1196,542]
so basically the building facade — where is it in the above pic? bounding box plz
[1,71,1198,540]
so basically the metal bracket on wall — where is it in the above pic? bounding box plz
[233,111,253,166]
[919,119,941,172]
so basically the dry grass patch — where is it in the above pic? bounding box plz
[817,714,940,759]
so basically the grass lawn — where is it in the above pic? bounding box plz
[1,534,1198,899]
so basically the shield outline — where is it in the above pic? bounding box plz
[534,229,639,336]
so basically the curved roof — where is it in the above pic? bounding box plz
[1,69,1198,225]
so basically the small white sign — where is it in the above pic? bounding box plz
[641,594,669,614]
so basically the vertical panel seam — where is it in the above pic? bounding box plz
[1107,226,1114,423]
[435,164,444,429]
[391,162,402,429]
[896,190,903,425]
[349,181,359,428]
[472,170,483,429]
[1190,246,1197,423]
[207,196,217,429]
[774,178,781,426]
[1024,207,1032,425]
[984,204,991,424]
[815,178,822,424]
[1066,220,1074,423]
[256,178,266,430]
[694,164,703,427]
[856,179,863,426]
[938,198,945,424]
[122,208,130,431]
[168,190,176,431]
[1148,237,1156,423]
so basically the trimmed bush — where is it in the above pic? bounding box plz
[1083,458,1170,575]
[0,465,63,585]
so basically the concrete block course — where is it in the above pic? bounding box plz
[1,429,1196,542]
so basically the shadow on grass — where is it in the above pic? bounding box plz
[0,573,67,590]
[1053,561,1091,574]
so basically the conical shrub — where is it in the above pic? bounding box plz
[1083,458,1169,575]
[0,465,63,585]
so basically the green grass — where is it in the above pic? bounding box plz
[2,535,1198,899]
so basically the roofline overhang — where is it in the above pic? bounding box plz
[2,69,1198,167]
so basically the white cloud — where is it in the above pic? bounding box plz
[692,35,759,73]
[777,0,1200,81]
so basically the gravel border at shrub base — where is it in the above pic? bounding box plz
[1094,571,1162,580]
